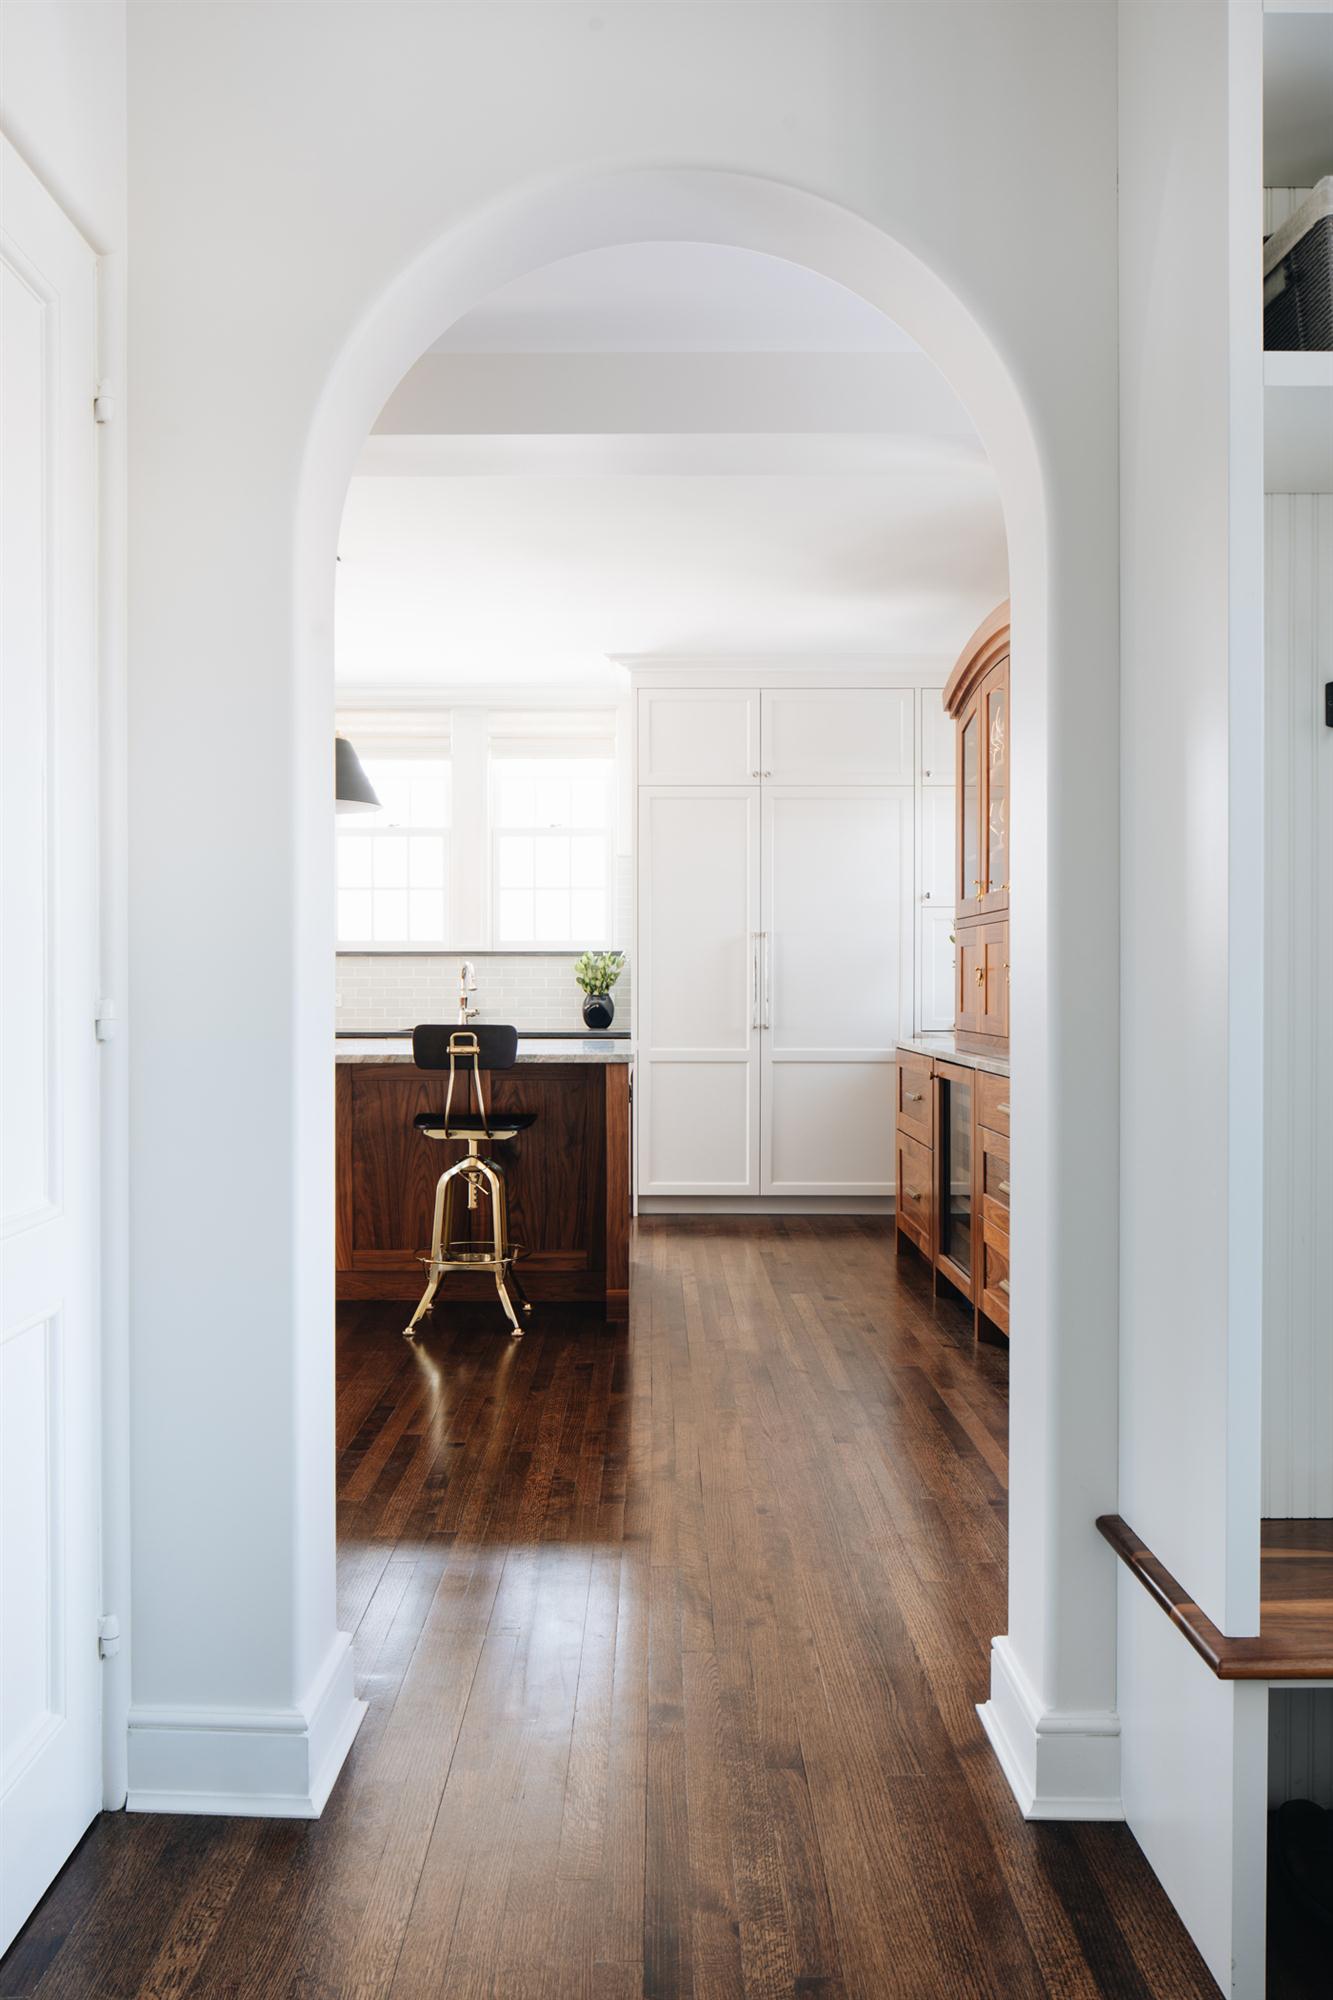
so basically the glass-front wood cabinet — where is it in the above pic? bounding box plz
[945,602,1010,1053]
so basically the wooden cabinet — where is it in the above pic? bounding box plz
[336,1058,632,1319]
[895,1044,1011,1342]
[944,602,1011,1052]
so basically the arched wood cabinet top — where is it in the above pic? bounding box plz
[943,599,1011,717]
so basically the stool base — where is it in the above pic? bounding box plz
[404,1146,533,1341]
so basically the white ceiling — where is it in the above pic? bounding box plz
[429,242,919,355]
[339,241,1006,692]
[335,463,1007,687]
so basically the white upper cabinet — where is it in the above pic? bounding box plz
[760,687,913,786]
[919,687,953,784]
[636,688,760,785]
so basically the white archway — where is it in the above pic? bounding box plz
[288,166,1119,1823]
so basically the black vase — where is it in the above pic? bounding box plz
[581,992,614,1030]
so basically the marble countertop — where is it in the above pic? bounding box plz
[336,1037,633,1066]
[896,1032,1010,1078]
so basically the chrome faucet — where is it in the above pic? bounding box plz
[457,960,479,1026]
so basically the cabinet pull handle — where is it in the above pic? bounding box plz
[761,931,771,1030]
[998,1179,1010,1194]
[751,935,761,1029]
[998,1278,1010,1295]
[974,966,985,986]
[996,1101,1009,1114]
[904,1090,923,1102]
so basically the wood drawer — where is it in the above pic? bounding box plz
[977,1070,1010,1137]
[896,1131,934,1252]
[896,1055,933,1147]
[980,1223,1010,1335]
[980,1130,1010,1240]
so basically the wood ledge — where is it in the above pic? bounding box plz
[1098,1513,1333,1681]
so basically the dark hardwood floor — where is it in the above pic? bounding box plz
[3,1218,1218,1999]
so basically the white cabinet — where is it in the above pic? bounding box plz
[916,785,956,1030]
[636,787,760,1193]
[919,686,953,784]
[761,788,912,1194]
[761,687,913,785]
[635,676,949,1201]
[636,688,760,785]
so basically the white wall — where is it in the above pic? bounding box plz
[0,0,130,1809]
[125,0,1121,1816]
[1117,0,1266,1987]
[1263,494,1333,1517]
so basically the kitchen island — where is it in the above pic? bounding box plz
[336,1039,632,1320]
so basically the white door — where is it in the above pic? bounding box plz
[636,688,761,786]
[636,787,760,1194]
[760,788,912,1195]
[1,138,102,1953]
[761,687,913,786]
[917,786,957,1031]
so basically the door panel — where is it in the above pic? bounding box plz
[636,688,759,786]
[636,787,759,1193]
[918,907,957,1032]
[0,137,101,1954]
[919,686,953,784]
[761,688,913,786]
[760,787,911,1195]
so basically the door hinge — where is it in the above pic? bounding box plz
[93,379,116,425]
[98,1614,121,1661]
[95,998,117,1042]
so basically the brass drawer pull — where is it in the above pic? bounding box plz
[998,1179,1010,1195]
[998,1278,1010,1295]
[904,1090,923,1102]
[996,1101,1010,1114]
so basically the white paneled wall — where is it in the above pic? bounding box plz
[1270,1691,1333,1809]
[1263,495,1333,1517]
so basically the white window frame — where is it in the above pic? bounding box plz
[489,750,617,951]
[335,738,453,950]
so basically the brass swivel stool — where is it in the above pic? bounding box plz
[404,1024,535,1341]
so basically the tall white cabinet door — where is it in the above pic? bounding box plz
[0,140,102,1954]
[761,687,913,786]
[917,787,957,1031]
[919,686,953,784]
[636,688,760,786]
[760,788,912,1195]
[637,788,760,1194]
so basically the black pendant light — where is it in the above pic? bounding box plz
[335,734,380,813]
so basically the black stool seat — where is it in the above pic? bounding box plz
[414,1110,536,1139]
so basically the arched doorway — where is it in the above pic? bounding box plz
[287,165,1118,1826]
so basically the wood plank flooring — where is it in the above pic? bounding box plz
[2,1218,1219,2000]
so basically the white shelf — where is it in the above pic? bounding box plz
[1265,352,1333,491]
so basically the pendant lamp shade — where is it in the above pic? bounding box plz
[335,734,380,813]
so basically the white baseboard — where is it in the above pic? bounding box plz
[126,1630,366,1817]
[978,1635,1123,1821]
[638,1195,892,1215]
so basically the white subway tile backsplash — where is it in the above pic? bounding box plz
[335,952,631,1033]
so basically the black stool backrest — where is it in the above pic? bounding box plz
[412,1023,519,1071]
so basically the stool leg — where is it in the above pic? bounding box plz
[478,1158,527,1338]
[404,1157,465,1340]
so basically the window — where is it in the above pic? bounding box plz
[492,756,614,947]
[337,754,451,946]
